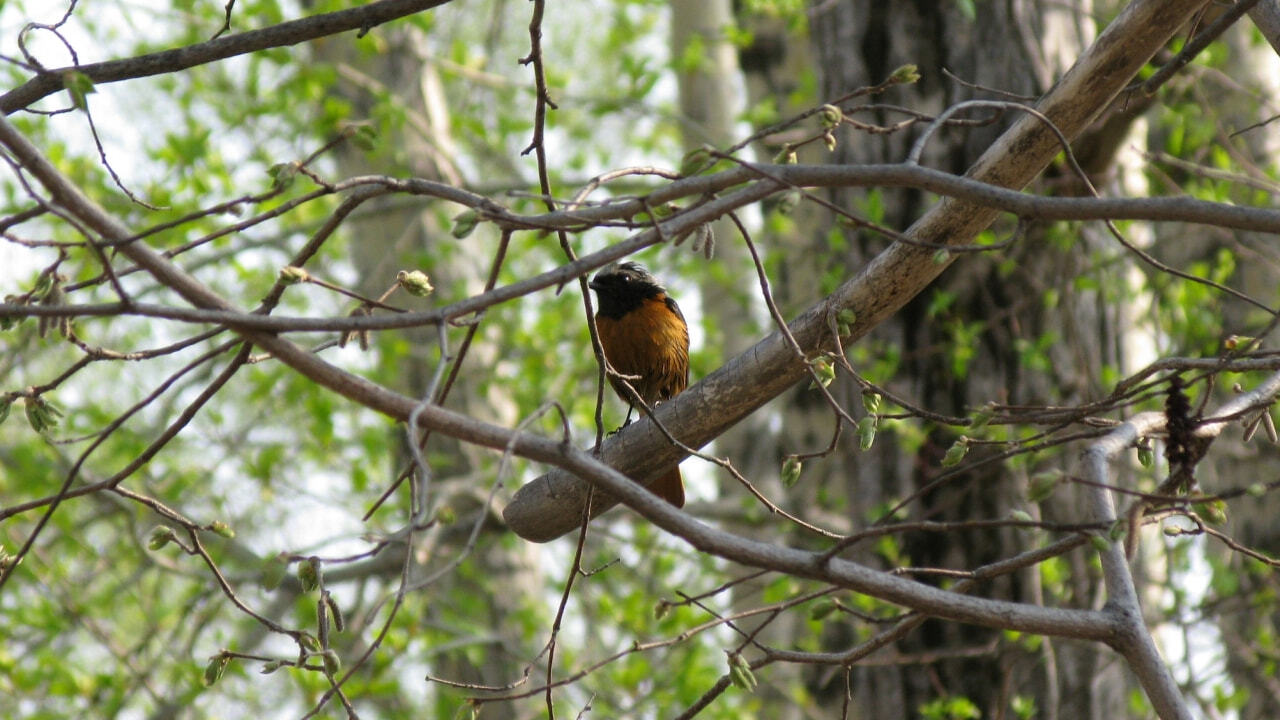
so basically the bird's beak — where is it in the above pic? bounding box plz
[587,278,602,291]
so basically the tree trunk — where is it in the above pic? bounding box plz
[1187,20,1280,720]
[733,1,1145,717]
[312,21,542,697]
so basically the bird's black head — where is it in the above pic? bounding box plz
[589,262,664,318]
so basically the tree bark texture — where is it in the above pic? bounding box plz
[742,1,1141,717]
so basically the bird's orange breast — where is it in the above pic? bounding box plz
[595,295,689,405]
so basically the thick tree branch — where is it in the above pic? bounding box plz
[0,0,455,115]
[1250,0,1280,56]
[504,0,1212,542]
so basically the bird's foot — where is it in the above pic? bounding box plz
[607,417,633,437]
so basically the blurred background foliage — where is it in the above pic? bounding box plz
[2,1,1280,718]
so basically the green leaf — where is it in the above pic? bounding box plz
[857,415,877,451]
[1027,471,1061,503]
[1193,497,1228,525]
[61,70,96,111]
[727,652,756,692]
[278,266,309,284]
[781,455,802,487]
[451,209,479,239]
[861,391,881,414]
[260,552,289,591]
[679,146,713,177]
[809,355,835,388]
[968,402,994,433]
[202,654,229,687]
[818,104,842,129]
[397,269,434,297]
[809,598,837,621]
[321,649,340,676]
[297,557,322,593]
[1108,519,1127,542]
[1136,441,1154,468]
[147,526,177,551]
[889,63,922,84]
[941,437,969,466]
[267,162,298,190]
[23,396,63,434]
[344,122,379,151]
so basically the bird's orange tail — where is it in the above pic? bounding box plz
[650,466,685,508]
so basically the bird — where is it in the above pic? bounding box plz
[588,262,690,507]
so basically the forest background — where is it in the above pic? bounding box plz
[3,1,1280,719]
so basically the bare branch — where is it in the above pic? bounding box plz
[0,0,457,114]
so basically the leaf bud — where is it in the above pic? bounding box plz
[679,146,714,177]
[278,266,309,285]
[148,525,177,551]
[297,557,322,593]
[857,416,877,450]
[203,653,229,687]
[781,456,803,487]
[451,209,479,239]
[941,437,969,466]
[397,270,434,297]
[818,104,843,129]
[889,64,921,84]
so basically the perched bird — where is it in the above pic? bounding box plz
[588,262,690,507]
